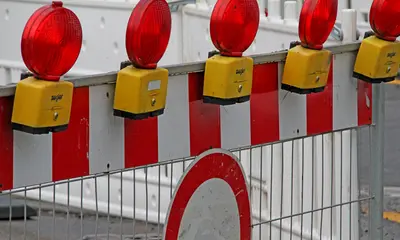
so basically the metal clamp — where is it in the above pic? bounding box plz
[330,23,361,42]
[168,0,195,12]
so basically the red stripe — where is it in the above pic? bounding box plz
[124,117,158,168]
[188,72,221,156]
[357,81,372,126]
[306,59,333,135]
[250,63,279,145]
[0,97,14,190]
[52,87,90,181]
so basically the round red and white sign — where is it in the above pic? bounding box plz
[163,148,251,240]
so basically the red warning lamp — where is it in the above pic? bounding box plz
[298,0,338,50]
[210,0,260,57]
[369,0,400,41]
[21,1,83,81]
[12,1,82,135]
[281,0,337,94]
[113,0,171,120]
[125,0,172,69]
[353,0,400,83]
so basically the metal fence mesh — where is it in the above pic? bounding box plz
[0,126,374,240]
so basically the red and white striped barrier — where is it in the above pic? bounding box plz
[0,45,371,191]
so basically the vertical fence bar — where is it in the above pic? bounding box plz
[369,83,385,240]
[283,1,297,25]
[268,0,282,22]
[357,126,364,237]
[342,9,359,240]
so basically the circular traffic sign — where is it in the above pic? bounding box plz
[163,148,251,240]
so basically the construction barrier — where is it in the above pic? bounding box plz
[0,0,391,239]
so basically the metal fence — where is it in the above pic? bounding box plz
[0,126,384,240]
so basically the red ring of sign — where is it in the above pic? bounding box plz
[163,149,251,240]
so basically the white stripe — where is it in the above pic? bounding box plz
[333,52,358,130]
[278,62,307,140]
[158,74,190,161]
[220,101,251,150]
[89,84,124,173]
[13,131,52,187]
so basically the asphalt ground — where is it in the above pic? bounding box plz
[0,198,161,240]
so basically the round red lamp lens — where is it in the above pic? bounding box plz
[298,0,338,50]
[126,0,171,69]
[210,0,260,57]
[21,1,83,81]
[370,0,400,41]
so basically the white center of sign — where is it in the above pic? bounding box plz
[178,178,241,240]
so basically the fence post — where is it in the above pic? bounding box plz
[341,9,361,240]
[283,1,297,24]
[370,82,385,239]
[267,0,282,21]
[341,9,357,44]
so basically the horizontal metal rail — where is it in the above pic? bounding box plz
[0,42,361,97]
[0,0,195,12]
[251,196,374,227]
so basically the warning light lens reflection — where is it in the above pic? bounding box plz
[21,1,83,81]
[370,0,400,41]
[126,0,172,69]
[298,0,338,50]
[210,0,260,57]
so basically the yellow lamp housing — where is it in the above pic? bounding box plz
[203,54,253,105]
[113,62,168,120]
[353,32,400,83]
[281,43,332,94]
[11,75,74,134]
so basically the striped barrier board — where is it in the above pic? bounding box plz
[0,43,372,191]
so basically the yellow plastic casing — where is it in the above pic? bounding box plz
[11,76,73,134]
[353,35,400,83]
[113,65,168,120]
[203,55,253,105]
[281,45,332,94]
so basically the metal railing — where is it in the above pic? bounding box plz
[0,42,361,98]
[0,125,383,239]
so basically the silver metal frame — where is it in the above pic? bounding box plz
[369,83,385,239]
[0,0,196,12]
[0,125,380,239]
